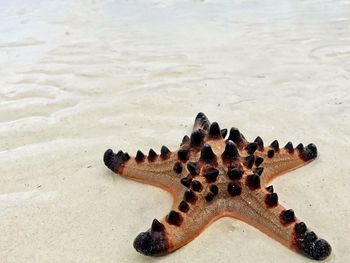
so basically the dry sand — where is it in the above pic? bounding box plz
[0,0,349,262]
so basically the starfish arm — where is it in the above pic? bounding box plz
[224,178,331,260]
[252,142,318,186]
[103,148,185,195]
[133,192,223,256]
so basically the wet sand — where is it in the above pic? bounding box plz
[0,0,349,262]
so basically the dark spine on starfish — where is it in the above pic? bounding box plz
[180,176,192,188]
[266,185,274,193]
[191,180,203,192]
[194,112,210,131]
[148,149,157,162]
[173,162,183,174]
[205,193,214,202]
[284,142,294,153]
[208,122,221,139]
[227,167,243,180]
[246,142,258,155]
[265,193,278,207]
[227,182,242,196]
[187,162,198,176]
[227,127,243,146]
[160,146,171,159]
[280,209,295,224]
[246,173,261,190]
[267,149,275,158]
[244,155,255,169]
[123,153,130,161]
[151,219,165,232]
[222,140,239,162]
[181,135,190,145]
[178,201,190,213]
[166,210,183,226]
[254,136,264,151]
[200,143,217,164]
[295,222,307,235]
[221,129,228,138]
[209,184,219,196]
[178,149,189,162]
[255,167,264,176]
[270,140,280,151]
[204,167,219,182]
[255,156,264,167]
[296,143,304,152]
[135,150,145,162]
[133,222,169,256]
[103,149,130,173]
[190,129,205,147]
[184,189,197,204]
[299,143,318,161]
[293,223,332,260]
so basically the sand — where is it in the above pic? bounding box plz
[0,0,349,262]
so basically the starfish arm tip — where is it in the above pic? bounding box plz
[293,222,331,260]
[133,229,169,256]
[294,233,331,260]
[300,143,318,161]
[103,149,129,173]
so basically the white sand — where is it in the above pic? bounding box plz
[0,0,349,262]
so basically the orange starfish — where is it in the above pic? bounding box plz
[103,113,331,260]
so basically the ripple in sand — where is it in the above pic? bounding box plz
[310,44,350,61]
[0,39,45,49]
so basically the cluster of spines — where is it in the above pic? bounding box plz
[135,145,171,163]
[119,119,319,234]
[293,222,332,260]
[107,116,318,176]
[255,138,317,162]
[103,149,130,173]
[264,186,296,224]
[175,126,270,211]
[169,155,200,225]
[133,219,169,256]
[205,185,219,202]
[169,122,230,227]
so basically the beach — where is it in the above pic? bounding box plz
[0,0,349,262]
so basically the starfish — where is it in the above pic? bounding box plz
[103,112,331,260]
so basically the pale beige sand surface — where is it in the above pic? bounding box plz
[0,0,349,262]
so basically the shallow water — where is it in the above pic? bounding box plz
[0,0,349,262]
